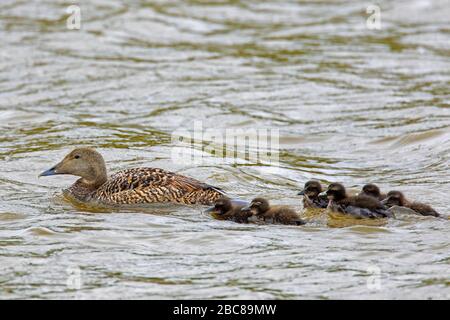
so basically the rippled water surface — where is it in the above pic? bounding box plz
[1,0,449,299]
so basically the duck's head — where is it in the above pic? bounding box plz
[243,197,270,215]
[298,180,322,198]
[39,148,107,187]
[381,191,406,207]
[361,184,381,199]
[321,183,347,202]
[206,197,232,215]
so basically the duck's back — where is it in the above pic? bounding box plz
[344,206,392,219]
[93,168,224,205]
[266,207,305,225]
[408,202,440,217]
[340,195,383,210]
[334,196,392,218]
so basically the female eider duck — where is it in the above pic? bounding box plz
[322,183,392,219]
[39,148,224,206]
[298,180,328,209]
[242,198,306,226]
[381,191,440,217]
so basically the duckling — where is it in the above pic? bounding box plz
[39,148,224,206]
[381,191,440,217]
[298,180,328,209]
[242,198,306,226]
[360,184,387,201]
[205,197,252,223]
[322,183,392,219]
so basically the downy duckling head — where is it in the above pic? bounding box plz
[206,197,232,215]
[243,197,270,216]
[298,180,323,198]
[321,183,347,202]
[39,148,108,187]
[381,191,406,207]
[361,184,381,199]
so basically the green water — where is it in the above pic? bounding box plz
[0,0,449,299]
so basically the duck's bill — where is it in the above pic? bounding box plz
[39,167,57,177]
[380,197,390,206]
[204,207,218,214]
[318,191,327,197]
[297,190,305,196]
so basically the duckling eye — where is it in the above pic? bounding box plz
[74,155,80,159]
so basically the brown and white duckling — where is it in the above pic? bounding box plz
[298,180,328,209]
[321,183,392,219]
[360,184,387,201]
[381,191,440,217]
[39,148,224,206]
[205,197,252,223]
[242,198,306,226]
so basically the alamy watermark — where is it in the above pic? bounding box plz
[366,4,381,30]
[66,5,81,30]
[171,121,280,167]
[65,4,381,31]
[366,265,382,291]
[66,266,82,290]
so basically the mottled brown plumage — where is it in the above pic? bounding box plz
[206,197,252,223]
[381,191,440,217]
[243,198,306,226]
[360,184,386,201]
[40,148,224,206]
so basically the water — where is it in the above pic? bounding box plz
[1,0,449,299]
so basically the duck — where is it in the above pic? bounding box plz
[242,198,306,226]
[360,184,387,201]
[39,148,224,206]
[321,183,392,219]
[381,191,440,217]
[205,197,252,223]
[298,180,328,209]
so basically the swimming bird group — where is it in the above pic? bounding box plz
[40,148,442,226]
[298,181,440,218]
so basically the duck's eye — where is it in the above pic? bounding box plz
[74,155,80,159]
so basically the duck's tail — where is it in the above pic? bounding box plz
[184,184,226,205]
